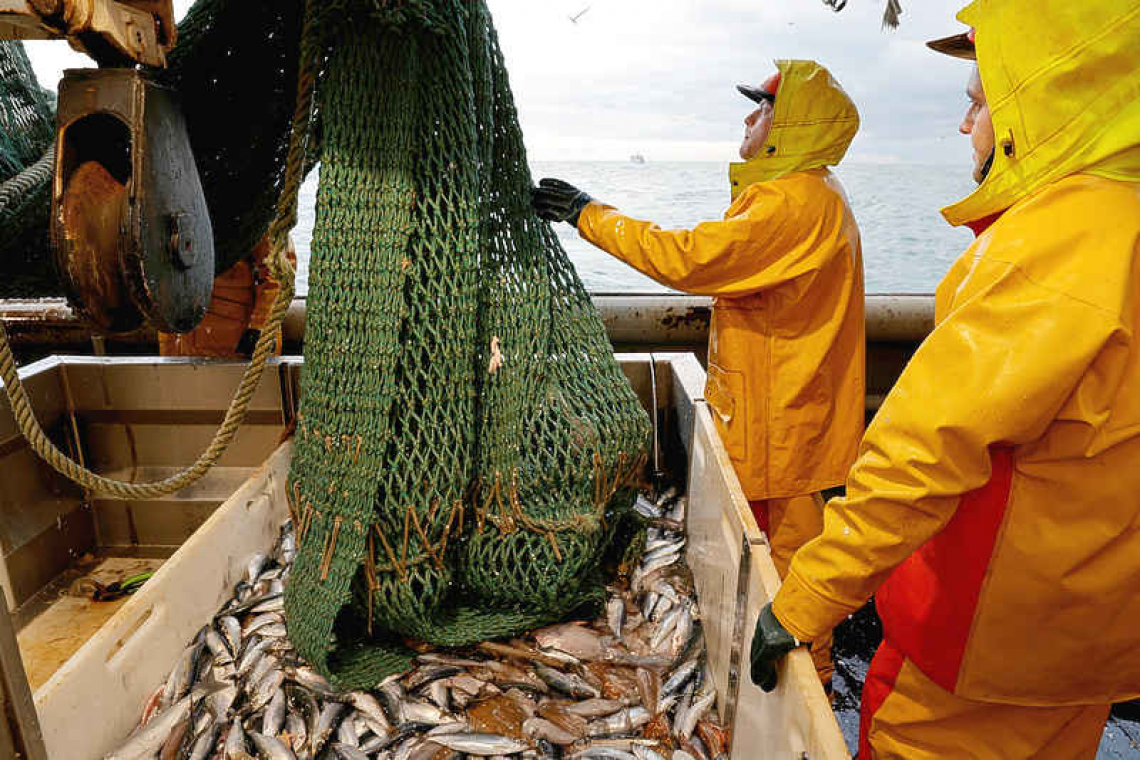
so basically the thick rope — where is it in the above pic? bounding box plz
[0,0,318,500]
[0,144,53,216]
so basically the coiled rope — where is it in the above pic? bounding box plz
[0,0,319,500]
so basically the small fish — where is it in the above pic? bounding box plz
[206,628,234,663]
[586,707,650,737]
[348,692,391,735]
[188,721,220,760]
[662,659,699,696]
[217,616,242,655]
[285,712,308,752]
[535,665,599,699]
[402,700,451,726]
[425,733,531,755]
[523,716,578,745]
[107,693,197,760]
[243,613,284,637]
[285,664,338,698]
[567,748,637,760]
[263,688,287,736]
[249,730,297,760]
[246,554,267,584]
[252,596,286,614]
[336,715,358,747]
[606,598,625,638]
[224,717,255,760]
[332,743,371,760]
[631,747,666,760]
[237,638,273,678]
[310,702,346,756]
[678,690,717,740]
[563,699,625,719]
[405,665,464,691]
[633,495,661,519]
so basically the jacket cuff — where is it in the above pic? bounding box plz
[575,200,611,240]
[772,568,853,643]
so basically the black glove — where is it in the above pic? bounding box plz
[531,178,594,226]
[750,603,802,692]
[235,328,261,358]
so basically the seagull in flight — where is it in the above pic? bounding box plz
[569,5,590,24]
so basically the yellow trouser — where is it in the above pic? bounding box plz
[750,493,834,686]
[862,639,1110,759]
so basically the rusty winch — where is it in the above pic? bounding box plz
[51,67,213,333]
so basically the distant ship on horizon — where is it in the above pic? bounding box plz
[630,154,646,164]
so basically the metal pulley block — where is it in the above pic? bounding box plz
[51,67,214,334]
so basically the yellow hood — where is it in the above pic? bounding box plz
[942,0,1140,226]
[729,59,859,200]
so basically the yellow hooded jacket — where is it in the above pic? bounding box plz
[577,60,865,499]
[773,0,1140,705]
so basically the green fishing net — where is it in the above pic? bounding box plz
[283,1,651,687]
[0,40,56,298]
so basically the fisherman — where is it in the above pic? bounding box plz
[749,3,1140,758]
[158,234,295,359]
[533,60,865,689]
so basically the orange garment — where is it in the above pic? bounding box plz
[773,0,1140,709]
[158,236,295,358]
[750,494,832,684]
[578,166,864,499]
[576,59,864,501]
[860,639,1110,760]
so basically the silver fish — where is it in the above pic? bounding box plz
[662,659,699,696]
[671,685,694,738]
[678,689,716,740]
[257,623,289,639]
[563,699,625,718]
[247,653,279,692]
[606,597,625,638]
[285,712,308,752]
[285,665,338,698]
[567,748,637,760]
[631,748,666,760]
[252,596,286,614]
[310,702,346,756]
[336,714,358,747]
[206,628,234,663]
[263,688,286,736]
[218,616,242,656]
[426,733,531,755]
[225,717,255,760]
[651,606,683,651]
[348,692,391,735]
[237,638,273,678]
[633,495,662,519]
[106,694,196,760]
[586,707,650,737]
[425,721,469,736]
[188,721,221,760]
[523,717,578,746]
[428,679,450,712]
[332,743,371,760]
[535,665,599,699]
[402,700,451,725]
[249,730,297,760]
[243,613,284,637]
[246,554,267,584]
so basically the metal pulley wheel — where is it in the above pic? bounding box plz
[51,67,214,334]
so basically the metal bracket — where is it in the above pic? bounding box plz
[0,0,173,67]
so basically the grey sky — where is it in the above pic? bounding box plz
[25,0,975,164]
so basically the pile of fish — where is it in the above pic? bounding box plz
[107,487,729,760]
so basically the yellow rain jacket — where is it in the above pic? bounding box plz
[577,60,864,499]
[774,0,1140,706]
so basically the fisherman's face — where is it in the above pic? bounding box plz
[740,100,774,160]
[960,67,994,184]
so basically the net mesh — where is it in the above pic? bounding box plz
[0,0,650,688]
[283,0,650,687]
[0,41,56,298]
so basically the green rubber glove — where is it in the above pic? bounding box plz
[750,602,802,692]
[531,178,594,226]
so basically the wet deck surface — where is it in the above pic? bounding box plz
[16,556,165,691]
[832,600,1140,758]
